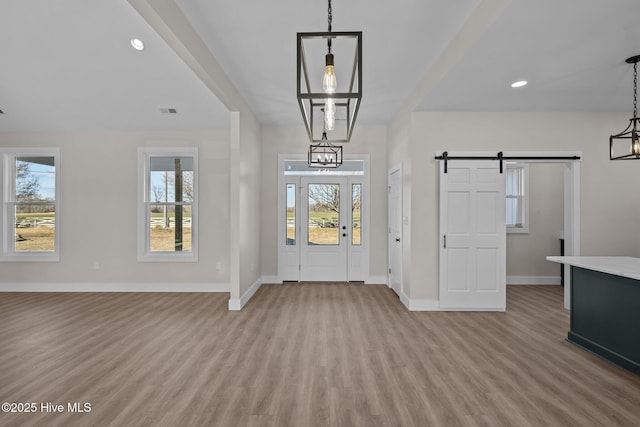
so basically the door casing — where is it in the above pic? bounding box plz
[388,164,403,296]
[277,155,370,283]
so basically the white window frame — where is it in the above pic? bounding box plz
[506,163,529,234]
[1,148,60,262]
[137,147,198,262]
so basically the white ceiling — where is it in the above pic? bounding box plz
[175,0,480,125]
[417,0,640,112]
[0,0,229,132]
[1,0,639,133]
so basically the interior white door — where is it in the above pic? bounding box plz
[301,177,348,281]
[439,160,506,310]
[388,167,402,296]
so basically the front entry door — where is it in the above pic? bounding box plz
[301,177,348,281]
[278,157,368,283]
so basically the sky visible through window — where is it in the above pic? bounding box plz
[20,161,55,200]
[149,171,193,203]
[149,156,194,203]
[287,185,295,208]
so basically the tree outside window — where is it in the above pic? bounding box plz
[137,147,198,262]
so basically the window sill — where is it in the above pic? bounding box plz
[137,252,198,263]
[507,226,529,234]
[0,253,60,262]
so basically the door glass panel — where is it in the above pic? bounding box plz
[352,184,361,245]
[308,183,339,245]
[286,183,296,245]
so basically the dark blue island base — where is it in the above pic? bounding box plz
[568,266,640,376]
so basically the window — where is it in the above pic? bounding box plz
[1,148,60,261]
[352,184,361,245]
[286,183,296,245]
[137,147,198,262]
[506,164,529,233]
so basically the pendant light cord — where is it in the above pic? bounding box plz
[633,62,637,117]
[327,0,332,53]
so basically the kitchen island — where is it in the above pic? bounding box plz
[546,256,640,375]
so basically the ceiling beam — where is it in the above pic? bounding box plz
[392,0,511,123]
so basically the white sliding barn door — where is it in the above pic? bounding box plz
[439,160,506,310]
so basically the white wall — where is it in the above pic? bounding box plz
[387,114,413,297]
[260,124,388,282]
[127,0,265,308]
[0,130,230,289]
[238,112,262,296]
[506,163,564,279]
[389,111,640,302]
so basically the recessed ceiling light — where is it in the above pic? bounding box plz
[511,80,528,88]
[130,38,145,51]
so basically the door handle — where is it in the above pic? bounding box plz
[395,238,401,242]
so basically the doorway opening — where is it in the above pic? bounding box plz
[506,162,565,287]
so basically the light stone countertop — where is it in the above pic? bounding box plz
[546,256,640,281]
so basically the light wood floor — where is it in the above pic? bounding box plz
[1,284,640,426]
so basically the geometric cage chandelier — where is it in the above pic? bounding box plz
[297,0,362,145]
[307,130,343,168]
[610,54,640,160]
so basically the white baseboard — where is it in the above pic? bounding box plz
[398,291,440,311]
[365,275,387,285]
[227,298,241,311]
[255,276,388,285]
[228,277,263,311]
[398,293,505,312]
[408,299,442,311]
[0,282,230,292]
[436,306,506,312]
[399,291,411,310]
[395,277,559,311]
[507,276,561,285]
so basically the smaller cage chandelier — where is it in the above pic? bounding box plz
[308,131,343,168]
[610,54,640,160]
[297,0,362,144]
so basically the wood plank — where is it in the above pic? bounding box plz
[0,285,639,426]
